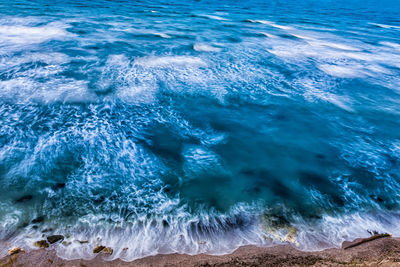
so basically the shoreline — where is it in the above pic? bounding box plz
[1,235,399,266]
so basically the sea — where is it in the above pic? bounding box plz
[0,0,400,261]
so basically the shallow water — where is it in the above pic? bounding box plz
[0,0,400,261]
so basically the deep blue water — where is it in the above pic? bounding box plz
[0,0,400,261]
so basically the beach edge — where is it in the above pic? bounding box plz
[1,235,399,266]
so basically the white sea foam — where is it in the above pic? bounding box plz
[259,32,278,38]
[307,40,360,51]
[290,33,314,40]
[264,26,399,98]
[369,23,400,29]
[296,211,400,251]
[337,137,395,176]
[317,64,364,78]
[246,19,274,24]
[98,54,158,104]
[153,32,171,38]
[380,41,400,50]
[199,14,228,21]
[136,55,207,68]
[0,52,69,67]
[193,43,221,52]
[267,47,298,58]
[246,19,293,30]
[183,146,222,177]
[0,77,92,104]
[89,54,220,103]
[78,52,238,104]
[0,24,71,44]
[0,49,94,104]
[301,78,354,112]
[2,201,400,260]
[269,23,293,30]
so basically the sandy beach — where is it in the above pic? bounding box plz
[1,235,400,266]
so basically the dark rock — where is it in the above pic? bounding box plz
[164,187,171,193]
[34,240,49,248]
[47,235,64,244]
[78,240,89,244]
[268,214,291,228]
[31,216,44,224]
[93,196,105,203]
[343,233,391,249]
[15,195,33,203]
[162,219,169,227]
[42,228,53,233]
[52,183,66,190]
[93,245,105,253]
[370,194,384,203]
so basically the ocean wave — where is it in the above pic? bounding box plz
[0,1,400,262]
[198,14,228,21]
[245,19,293,30]
[369,23,400,29]
[1,199,400,261]
[152,32,171,38]
[259,32,278,38]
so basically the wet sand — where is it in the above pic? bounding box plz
[1,236,400,266]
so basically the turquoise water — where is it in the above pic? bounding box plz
[0,0,400,261]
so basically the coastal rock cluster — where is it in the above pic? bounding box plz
[24,234,114,257]
[93,245,113,255]
[261,213,299,245]
[8,247,25,256]
[33,235,65,249]
[34,240,49,249]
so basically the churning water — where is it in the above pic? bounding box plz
[0,0,400,261]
